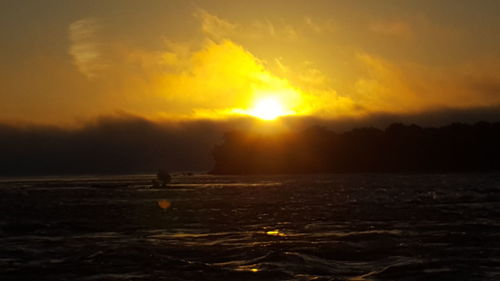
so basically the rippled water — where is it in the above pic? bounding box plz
[1,173,500,281]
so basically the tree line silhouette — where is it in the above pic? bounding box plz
[211,122,500,174]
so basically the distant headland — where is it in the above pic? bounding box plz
[210,122,500,174]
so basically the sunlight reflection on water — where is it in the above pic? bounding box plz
[266,229,287,237]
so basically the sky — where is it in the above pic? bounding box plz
[2,0,500,126]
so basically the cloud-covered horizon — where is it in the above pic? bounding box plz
[2,105,500,176]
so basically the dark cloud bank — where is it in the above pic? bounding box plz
[2,106,500,176]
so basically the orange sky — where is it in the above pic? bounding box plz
[2,0,500,125]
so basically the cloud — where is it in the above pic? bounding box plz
[68,18,106,79]
[0,115,226,175]
[157,39,304,115]
[470,78,500,97]
[151,38,361,119]
[304,17,335,34]
[48,10,500,124]
[369,20,414,39]
[353,54,500,114]
[194,9,334,42]
[194,9,238,40]
[59,11,355,122]
[194,9,291,40]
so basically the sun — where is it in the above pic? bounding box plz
[247,97,292,120]
[230,88,303,120]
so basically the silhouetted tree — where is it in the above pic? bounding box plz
[211,122,500,174]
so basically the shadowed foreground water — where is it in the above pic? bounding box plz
[1,174,500,281]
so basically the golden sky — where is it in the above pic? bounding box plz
[2,0,500,125]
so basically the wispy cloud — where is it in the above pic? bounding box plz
[304,17,335,34]
[194,9,334,42]
[68,18,106,79]
[194,9,237,40]
[369,20,414,40]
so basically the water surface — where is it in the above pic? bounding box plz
[1,174,500,280]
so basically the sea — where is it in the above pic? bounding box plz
[1,173,499,281]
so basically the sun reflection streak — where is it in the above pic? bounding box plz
[266,229,287,237]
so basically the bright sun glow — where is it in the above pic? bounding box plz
[247,97,290,120]
[230,88,303,121]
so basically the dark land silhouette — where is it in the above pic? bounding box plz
[0,116,222,176]
[211,122,500,174]
[3,112,500,176]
